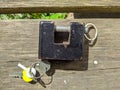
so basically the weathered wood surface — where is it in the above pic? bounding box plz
[0,19,120,90]
[0,0,120,13]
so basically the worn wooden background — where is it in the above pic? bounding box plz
[0,0,120,90]
[0,19,120,90]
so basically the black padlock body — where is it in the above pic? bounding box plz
[39,21,85,60]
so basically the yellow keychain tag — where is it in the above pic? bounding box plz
[18,63,36,83]
[22,68,33,83]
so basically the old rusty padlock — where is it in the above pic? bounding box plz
[39,21,86,60]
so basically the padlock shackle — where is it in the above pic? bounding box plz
[55,26,70,32]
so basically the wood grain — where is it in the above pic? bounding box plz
[0,0,120,13]
[0,19,120,90]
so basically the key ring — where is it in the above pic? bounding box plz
[29,61,53,86]
[84,23,98,41]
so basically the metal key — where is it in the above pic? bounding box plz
[9,72,22,78]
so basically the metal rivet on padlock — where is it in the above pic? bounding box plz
[18,63,36,83]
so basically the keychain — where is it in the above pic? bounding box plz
[17,63,36,83]
[10,61,52,88]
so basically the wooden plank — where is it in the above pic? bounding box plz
[0,0,120,13]
[0,19,120,90]
[74,12,120,18]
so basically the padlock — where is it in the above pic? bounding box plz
[39,21,85,60]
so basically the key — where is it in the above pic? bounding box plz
[9,72,22,78]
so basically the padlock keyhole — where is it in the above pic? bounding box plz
[54,32,70,45]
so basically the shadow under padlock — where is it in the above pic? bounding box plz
[39,21,90,71]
